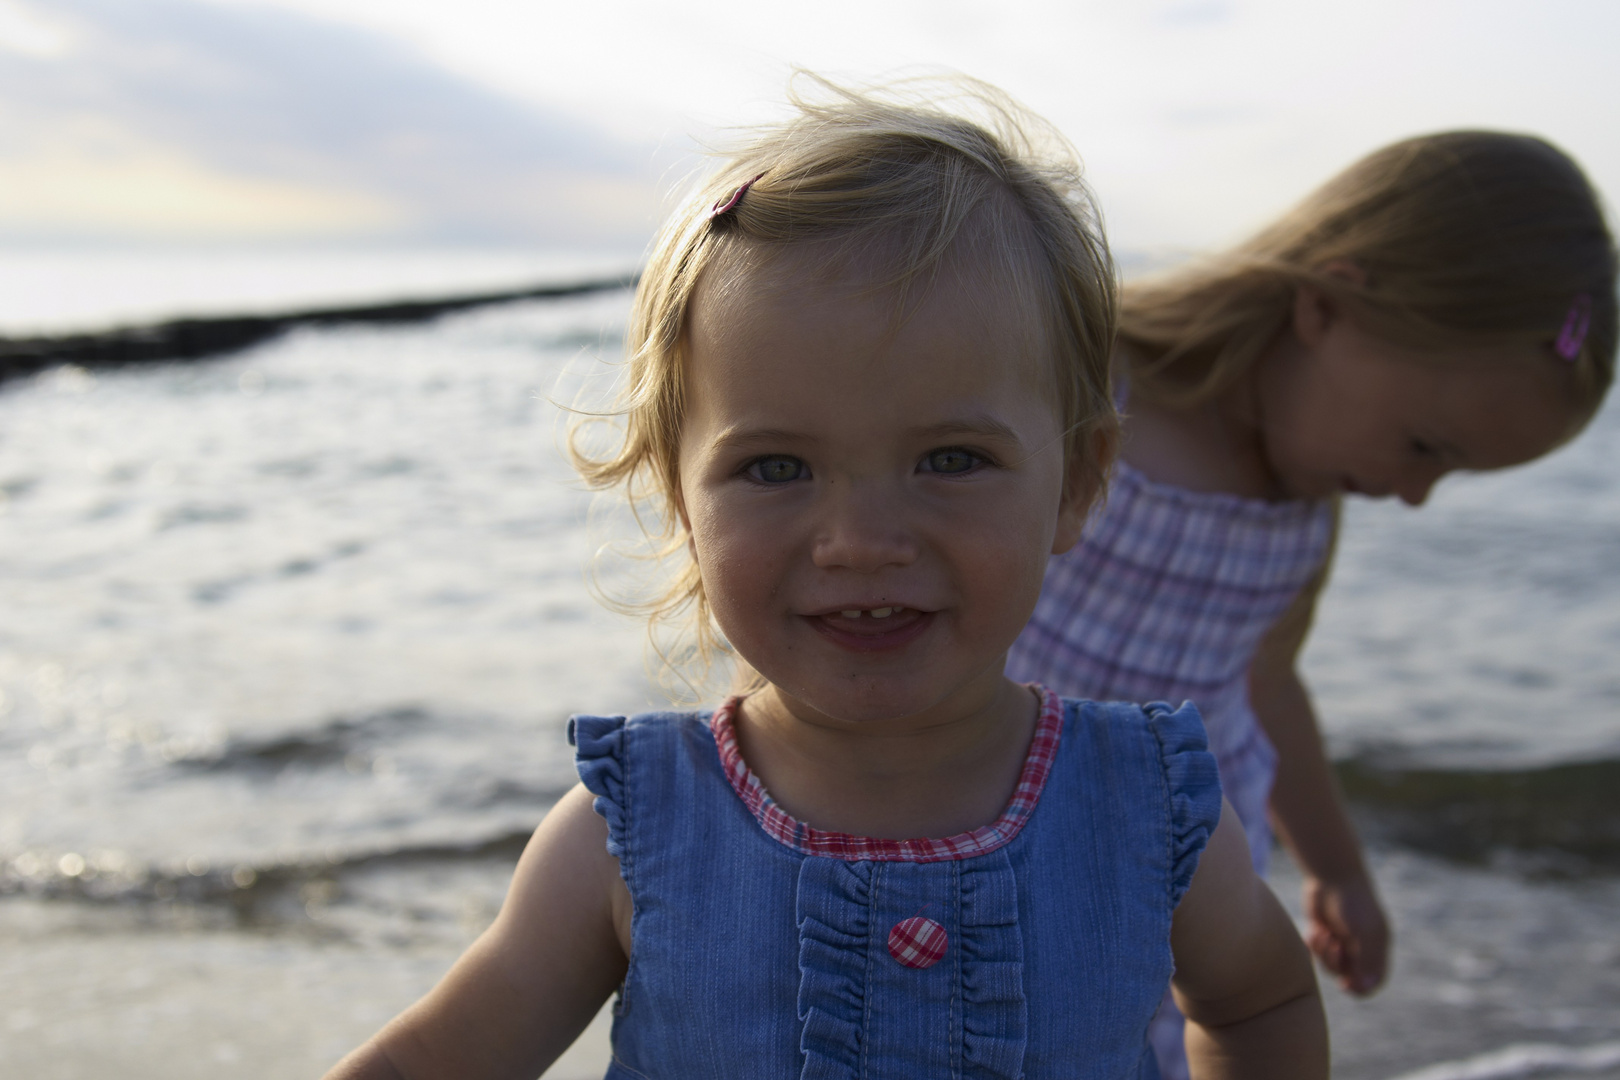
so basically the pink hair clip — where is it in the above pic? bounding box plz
[709,172,765,220]
[1555,293,1592,361]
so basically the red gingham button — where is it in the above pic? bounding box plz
[887,916,947,969]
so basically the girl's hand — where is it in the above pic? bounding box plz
[1303,872,1390,995]
[1246,550,1393,998]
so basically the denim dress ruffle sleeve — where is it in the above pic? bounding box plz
[569,688,1221,1080]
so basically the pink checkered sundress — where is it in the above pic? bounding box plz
[1007,457,1335,872]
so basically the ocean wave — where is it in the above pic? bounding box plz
[1387,1041,1620,1080]
[1338,757,1620,873]
[166,706,433,772]
[0,827,536,911]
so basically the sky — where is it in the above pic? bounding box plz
[1,0,1617,255]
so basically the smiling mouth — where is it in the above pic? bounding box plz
[837,606,905,620]
[807,606,934,652]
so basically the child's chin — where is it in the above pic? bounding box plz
[774,672,988,727]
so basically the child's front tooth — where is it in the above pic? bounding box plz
[871,607,894,618]
[841,610,862,619]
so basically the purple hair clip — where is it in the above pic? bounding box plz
[709,172,765,220]
[1555,293,1593,361]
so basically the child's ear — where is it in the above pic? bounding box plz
[1292,259,1367,348]
[1052,428,1115,554]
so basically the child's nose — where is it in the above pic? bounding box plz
[810,482,918,572]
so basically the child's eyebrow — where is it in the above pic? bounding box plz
[908,417,1025,445]
[706,417,1024,453]
[708,427,813,453]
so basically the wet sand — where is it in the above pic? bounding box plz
[0,892,614,1080]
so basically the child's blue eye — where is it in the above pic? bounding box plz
[923,448,982,475]
[747,456,807,483]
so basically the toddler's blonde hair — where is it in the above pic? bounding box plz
[1121,131,1617,411]
[572,75,1118,692]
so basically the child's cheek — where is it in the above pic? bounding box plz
[688,495,780,610]
[950,483,1058,606]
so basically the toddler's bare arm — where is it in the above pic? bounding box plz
[323,784,630,1080]
[1172,801,1329,1080]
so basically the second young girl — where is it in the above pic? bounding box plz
[1009,129,1617,1078]
[325,81,1328,1079]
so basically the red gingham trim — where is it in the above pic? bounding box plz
[709,685,1063,862]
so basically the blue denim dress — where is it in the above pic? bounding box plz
[568,690,1221,1080]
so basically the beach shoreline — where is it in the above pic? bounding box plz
[4,842,1618,1080]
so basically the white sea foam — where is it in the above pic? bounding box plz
[1388,1042,1620,1080]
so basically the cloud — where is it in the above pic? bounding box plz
[0,117,406,239]
[0,0,662,244]
[1151,1,1234,27]
[0,0,74,56]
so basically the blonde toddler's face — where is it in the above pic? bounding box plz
[677,249,1089,726]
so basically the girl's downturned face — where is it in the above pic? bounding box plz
[1259,295,1583,505]
[678,248,1091,725]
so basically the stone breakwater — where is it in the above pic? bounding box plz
[0,274,636,384]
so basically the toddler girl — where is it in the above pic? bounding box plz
[325,81,1328,1079]
[1008,130,1616,1078]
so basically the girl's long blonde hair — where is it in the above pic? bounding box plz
[571,75,1118,694]
[1122,131,1617,410]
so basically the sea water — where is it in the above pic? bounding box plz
[0,251,1617,1078]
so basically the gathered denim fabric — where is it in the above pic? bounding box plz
[568,696,1221,1080]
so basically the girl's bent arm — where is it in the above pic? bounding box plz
[323,783,630,1080]
[1249,520,1390,995]
[1172,801,1329,1080]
